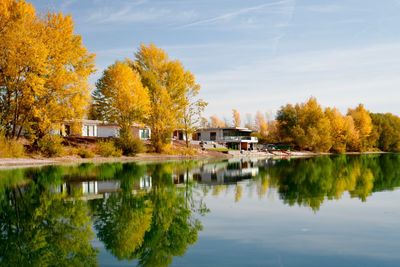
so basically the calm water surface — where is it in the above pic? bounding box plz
[1,154,399,267]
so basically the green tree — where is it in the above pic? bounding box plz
[370,113,400,152]
[276,104,298,143]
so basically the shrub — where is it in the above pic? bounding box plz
[161,144,176,155]
[180,147,197,156]
[0,134,25,158]
[96,140,122,157]
[115,135,144,156]
[77,147,95,158]
[37,135,64,157]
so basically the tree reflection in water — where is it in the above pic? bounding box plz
[202,154,400,211]
[0,166,97,267]
[93,162,205,266]
[0,154,399,266]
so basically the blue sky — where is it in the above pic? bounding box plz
[31,0,400,119]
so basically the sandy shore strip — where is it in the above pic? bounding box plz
[0,151,233,169]
[0,151,389,169]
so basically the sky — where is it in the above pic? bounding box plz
[30,0,400,119]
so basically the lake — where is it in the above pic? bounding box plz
[0,154,399,267]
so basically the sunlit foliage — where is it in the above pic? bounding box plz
[133,44,202,153]
[0,0,95,142]
[92,61,150,135]
[232,109,241,128]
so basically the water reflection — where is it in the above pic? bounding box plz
[0,167,97,266]
[0,154,399,266]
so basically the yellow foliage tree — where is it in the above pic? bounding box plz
[277,97,332,152]
[300,98,332,152]
[0,0,95,142]
[133,44,200,152]
[210,115,226,128]
[92,61,150,135]
[347,104,373,151]
[232,109,241,128]
[344,115,361,151]
[325,108,347,153]
[255,111,268,137]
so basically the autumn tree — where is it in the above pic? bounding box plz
[276,98,332,152]
[92,61,150,136]
[232,109,241,128]
[347,104,373,151]
[325,108,348,153]
[210,115,226,128]
[265,120,279,143]
[133,44,200,152]
[181,89,207,147]
[244,113,255,130]
[370,113,400,152]
[0,0,95,142]
[344,115,361,151]
[200,117,210,128]
[255,111,268,138]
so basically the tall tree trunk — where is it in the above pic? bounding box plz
[185,130,189,148]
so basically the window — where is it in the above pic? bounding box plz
[65,125,71,136]
[83,125,88,136]
[140,129,150,139]
[210,132,216,141]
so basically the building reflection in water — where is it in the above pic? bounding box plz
[49,159,270,200]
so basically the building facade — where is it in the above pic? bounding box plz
[193,127,258,150]
[61,120,151,140]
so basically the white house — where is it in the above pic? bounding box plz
[61,120,151,140]
[193,127,258,150]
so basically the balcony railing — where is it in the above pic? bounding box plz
[222,136,258,142]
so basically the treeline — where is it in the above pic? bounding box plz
[214,97,400,152]
[274,98,400,152]
[208,154,400,210]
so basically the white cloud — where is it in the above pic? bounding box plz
[85,0,199,25]
[86,6,171,24]
[175,0,295,29]
[198,43,400,117]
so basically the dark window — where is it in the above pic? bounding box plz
[65,125,71,136]
[210,132,216,141]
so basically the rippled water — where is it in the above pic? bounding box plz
[1,154,399,266]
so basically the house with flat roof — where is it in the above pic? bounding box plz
[193,127,258,150]
[59,119,151,140]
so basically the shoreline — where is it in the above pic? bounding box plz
[0,151,391,169]
[0,152,232,169]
